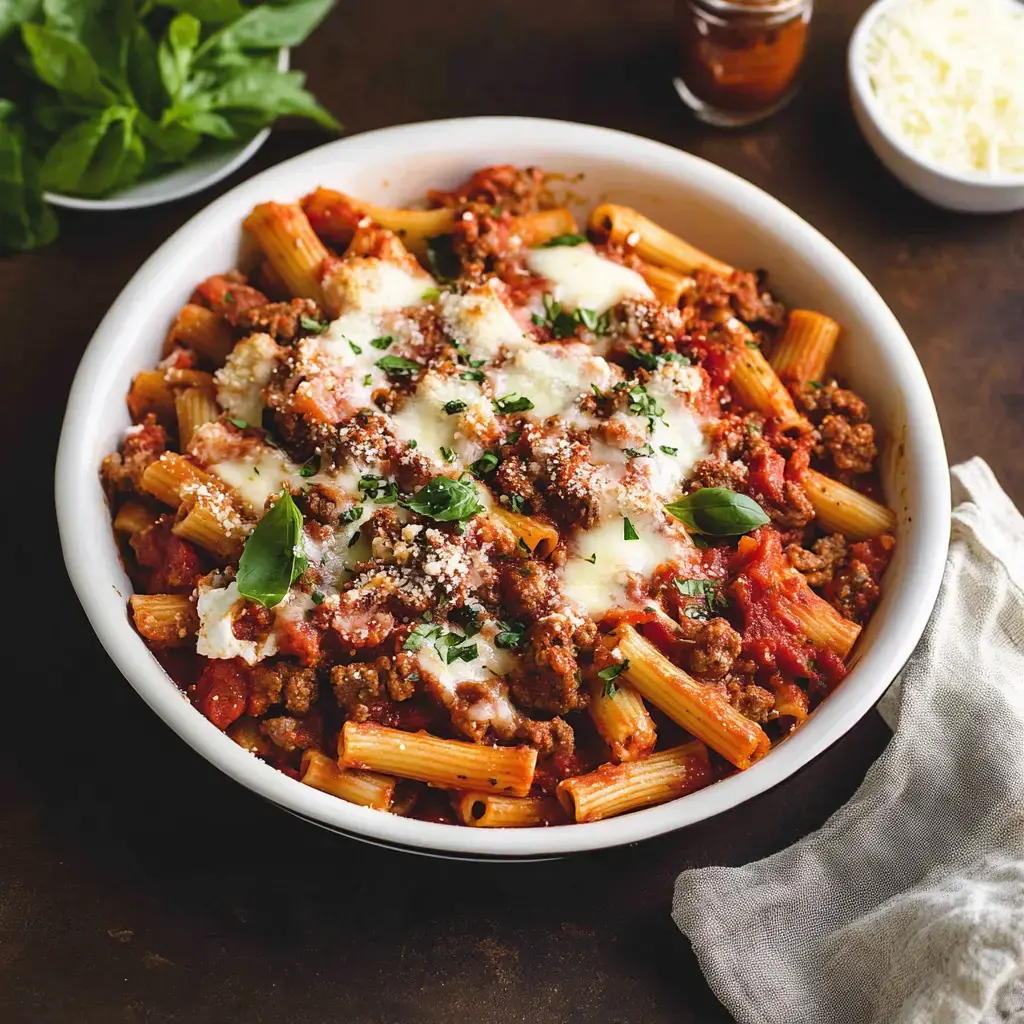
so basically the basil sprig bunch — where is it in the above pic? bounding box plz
[665,487,769,536]
[401,475,485,523]
[236,490,307,608]
[0,0,340,252]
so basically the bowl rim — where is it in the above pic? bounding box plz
[55,116,950,857]
[45,49,290,211]
[847,0,1024,189]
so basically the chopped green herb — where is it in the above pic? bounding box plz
[597,659,630,698]
[369,336,393,350]
[745,340,760,349]
[348,340,363,355]
[299,315,329,335]
[223,291,235,305]
[494,394,535,415]
[375,355,422,375]
[442,399,468,415]
[338,506,364,524]
[673,577,727,621]
[227,417,248,429]
[494,620,526,650]
[401,475,485,522]
[469,452,499,479]
[665,488,769,536]
[347,530,361,548]
[440,445,458,464]
[540,233,587,247]
[627,346,691,370]
[623,443,655,459]
[357,475,397,504]
[235,491,307,609]
[532,293,610,337]
[623,517,639,541]
[363,374,373,386]
[421,287,441,302]
[574,306,612,336]
[299,456,319,478]
[408,439,418,449]
[660,445,678,456]
[460,369,486,383]
[517,537,531,554]
[403,621,443,653]
[584,553,597,564]
[311,591,325,606]
[425,234,461,281]
[627,383,665,428]
[508,494,525,514]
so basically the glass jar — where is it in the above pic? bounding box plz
[673,0,813,128]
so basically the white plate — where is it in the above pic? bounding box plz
[46,50,289,212]
[55,117,951,858]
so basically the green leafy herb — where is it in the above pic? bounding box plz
[311,590,325,606]
[299,455,319,478]
[362,374,373,386]
[450,604,482,638]
[227,417,248,429]
[299,314,328,334]
[660,445,678,456]
[235,490,306,608]
[347,530,361,548]
[623,443,654,459]
[469,452,499,479]
[597,659,629,698]
[809,380,824,390]
[627,346,691,371]
[348,339,362,355]
[357,475,397,504]
[626,383,664,429]
[1,1,341,252]
[674,577,727,620]
[584,553,597,564]
[745,340,760,349]
[460,369,486,383]
[664,487,769,536]
[421,286,441,302]
[402,620,443,653]
[439,445,458,464]
[450,339,485,369]
[338,505,363,524]
[508,494,525,514]
[623,516,639,541]
[369,335,393,350]
[442,399,467,415]
[425,233,461,282]
[540,233,587,247]
[375,354,422,376]
[531,293,610,338]
[494,620,526,649]
[493,393,534,415]
[444,639,478,664]
[401,475,485,522]
[407,439,418,449]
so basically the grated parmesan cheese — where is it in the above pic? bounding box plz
[863,0,1024,176]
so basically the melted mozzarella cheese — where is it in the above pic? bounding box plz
[440,282,530,363]
[415,622,520,697]
[326,257,434,314]
[196,580,277,664]
[559,511,690,617]
[491,342,616,421]
[390,372,491,462]
[527,243,653,312]
[208,447,311,513]
[214,334,284,425]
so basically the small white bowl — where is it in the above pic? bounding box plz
[848,0,1024,214]
[55,117,950,859]
[46,51,289,212]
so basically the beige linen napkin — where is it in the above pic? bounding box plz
[673,458,1024,1024]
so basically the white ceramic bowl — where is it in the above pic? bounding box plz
[55,117,950,859]
[848,0,1024,214]
[46,51,289,212]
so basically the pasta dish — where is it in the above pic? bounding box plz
[101,165,895,827]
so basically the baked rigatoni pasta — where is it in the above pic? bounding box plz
[101,164,895,827]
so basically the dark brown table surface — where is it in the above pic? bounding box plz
[3,1,1022,1021]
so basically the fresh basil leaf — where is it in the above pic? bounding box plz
[421,286,441,302]
[673,577,727,620]
[77,110,144,195]
[439,445,457,464]
[627,345,691,371]
[21,23,115,105]
[402,620,442,653]
[0,0,40,45]
[357,475,397,504]
[299,314,328,334]
[369,335,393,350]
[508,494,525,514]
[660,445,678,456]
[226,417,248,428]
[236,490,307,607]
[126,21,166,118]
[494,620,526,649]
[424,233,460,282]
[175,109,238,139]
[205,0,335,52]
[623,443,654,459]
[39,107,134,196]
[626,383,664,425]
[153,0,247,23]
[407,439,417,449]
[442,399,467,415]
[623,516,639,541]
[0,104,59,253]
[158,12,200,99]
[493,394,534,415]
[42,0,133,91]
[445,640,478,664]
[664,487,769,536]
[338,505,363,524]
[597,659,629,698]
[375,354,422,375]
[201,68,340,131]
[401,475,484,522]
[540,233,587,247]
[469,452,499,479]
[348,339,362,355]
[459,369,485,383]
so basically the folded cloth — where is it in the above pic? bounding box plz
[673,458,1024,1024]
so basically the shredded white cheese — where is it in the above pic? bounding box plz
[863,0,1024,176]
